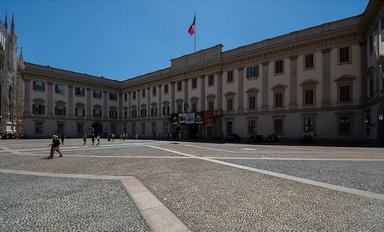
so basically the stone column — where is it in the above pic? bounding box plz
[216,71,223,110]
[103,90,108,120]
[237,67,244,113]
[23,79,31,116]
[289,56,298,109]
[184,79,188,112]
[118,93,123,120]
[171,82,175,113]
[137,90,141,119]
[68,85,74,117]
[261,62,269,111]
[321,48,332,107]
[128,92,131,119]
[86,88,92,118]
[147,87,150,118]
[158,85,162,118]
[360,40,367,105]
[200,75,205,111]
[47,82,53,117]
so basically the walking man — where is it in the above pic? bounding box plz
[49,134,62,159]
[82,133,87,146]
[60,133,65,145]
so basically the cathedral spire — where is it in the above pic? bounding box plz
[11,12,15,35]
[4,12,8,30]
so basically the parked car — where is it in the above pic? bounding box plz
[248,134,264,143]
[226,133,240,143]
[266,134,279,143]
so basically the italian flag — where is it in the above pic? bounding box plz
[188,15,196,36]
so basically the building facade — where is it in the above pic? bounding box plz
[22,1,384,144]
[0,13,23,134]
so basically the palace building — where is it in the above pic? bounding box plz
[21,0,384,144]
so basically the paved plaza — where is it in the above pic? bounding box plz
[0,139,384,231]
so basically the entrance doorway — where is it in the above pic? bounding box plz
[92,122,103,137]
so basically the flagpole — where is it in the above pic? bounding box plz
[194,15,197,52]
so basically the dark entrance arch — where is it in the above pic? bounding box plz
[92,122,103,137]
[378,101,384,145]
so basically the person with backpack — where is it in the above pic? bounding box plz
[49,134,63,159]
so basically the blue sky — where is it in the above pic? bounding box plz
[2,0,368,81]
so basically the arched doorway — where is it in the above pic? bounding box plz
[92,122,103,137]
[378,101,384,145]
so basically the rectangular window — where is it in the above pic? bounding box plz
[109,110,117,119]
[55,84,65,94]
[304,88,315,105]
[124,110,128,119]
[164,84,169,94]
[35,122,43,134]
[339,85,351,103]
[177,103,182,113]
[124,93,127,101]
[33,80,45,91]
[75,108,85,117]
[339,47,350,63]
[141,123,146,135]
[93,109,102,118]
[192,78,197,89]
[208,75,214,86]
[338,116,351,135]
[208,100,214,112]
[275,60,284,74]
[192,103,197,112]
[226,120,233,135]
[227,99,233,111]
[132,91,136,99]
[55,106,66,116]
[274,119,283,136]
[303,118,315,133]
[249,96,256,110]
[246,66,259,78]
[274,93,283,107]
[152,87,156,96]
[93,90,102,99]
[248,120,256,135]
[109,92,117,101]
[177,81,182,91]
[152,122,157,137]
[142,89,146,98]
[75,87,85,96]
[227,71,234,83]
[32,104,45,114]
[304,54,314,69]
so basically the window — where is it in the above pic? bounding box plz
[109,92,118,101]
[77,123,84,135]
[75,107,85,117]
[33,80,45,91]
[164,84,169,94]
[32,103,45,115]
[249,96,256,110]
[338,116,351,135]
[141,107,147,117]
[162,105,170,116]
[192,103,197,112]
[141,123,146,135]
[304,118,315,133]
[124,93,127,101]
[304,54,314,69]
[208,75,214,86]
[93,90,102,99]
[152,87,156,96]
[75,87,85,96]
[339,47,350,64]
[227,99,233,111]
[163,122,169,135]
[275,60,284,74]
[124,110,128,119]
[274,119,283,136]
[151,106,158,117]
[109,108,118,119]
[274,93,283,107]
[246,66,258,78]
[93,108,102,118]
[177,81,182,91]
[55,84,65,94]
[133,91,136,100]
[248,120,256,135]
[35,122,43,134]
[152,122,157,137]
[131,107,137,118]
[227,71,233,83]
[55,106,66,116]
[177,102,182,113]
[208,100,214,112]
[226,120,233,134]
[365,113,371,136]
[192,78,197,89]
[339,85,351,103]
[142,89,146,98]
[303,88,315,105]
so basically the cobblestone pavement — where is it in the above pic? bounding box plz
[0,173,149,232]
[1,139,384,231]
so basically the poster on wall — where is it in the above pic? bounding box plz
[178,113,187,123]
[186,113,195,124]
[195,112,203,124]
[203,111,214,123]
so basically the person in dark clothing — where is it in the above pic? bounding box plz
[60,134,65,145]
[49,134,62,159]
[91,133,95,146]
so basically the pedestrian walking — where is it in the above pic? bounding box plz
[96,135,100,146]
[82,133,87,146]
[91,133,95,146]
[49,134,62,159]
[60,134,65,145]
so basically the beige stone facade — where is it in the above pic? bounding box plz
[22,1,384,144]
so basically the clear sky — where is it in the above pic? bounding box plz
[2,0,368,81]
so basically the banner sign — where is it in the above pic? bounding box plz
[203,112,214,123]
[195,112,203,124]
[178,113,187,123]
[186,113,195,124]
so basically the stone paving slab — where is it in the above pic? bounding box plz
[0,173,150,232]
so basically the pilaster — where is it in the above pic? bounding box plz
[262,61,269,111]
[289,55,298,109]
[200,75,205,111]
[171,82,175,113]
[216,71,223,110]
[321,48,332,107]
[23,79,31,116]
[86,88,91,118]
[68,85,73,117]
[103,90,108,120]
[237,67,244,113]
[47,82,53,117]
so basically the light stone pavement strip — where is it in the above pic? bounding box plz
[145,144,384,201]
[0,169,189,232]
